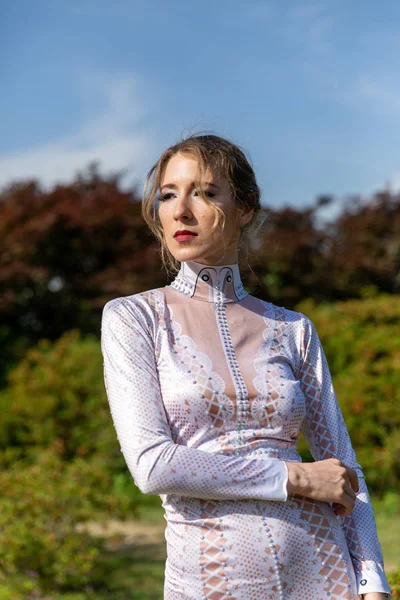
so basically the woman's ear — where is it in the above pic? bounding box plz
[240,208,255,227]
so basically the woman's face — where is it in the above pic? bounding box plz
[158,152,253,265]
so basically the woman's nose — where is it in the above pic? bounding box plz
[173,192,193,220]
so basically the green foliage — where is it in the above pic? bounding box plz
[297,294,400,493]
[0,330,123,468]
[112,471,162,514]
[0,330,144,596]
[0,168,164,351]
[0,325,30,389]
[389,570,400,600]
[0,449,134,598]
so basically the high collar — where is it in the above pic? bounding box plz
[168,260,248,304]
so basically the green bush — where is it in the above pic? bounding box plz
[0,330,143,596]
[0,330,119,464]
[388,570,400,599]
[297,294,400,494]
[0,329,158,509]
[0,448,135,597]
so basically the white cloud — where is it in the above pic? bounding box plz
[387,174,400,193]
[303,64,400,119]
[0,71,156,191]
[288,6,400,119]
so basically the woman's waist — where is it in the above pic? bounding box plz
[162,494,336,532]
[199,441,302,463]
[226,446,301,462]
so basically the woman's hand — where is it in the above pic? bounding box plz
[285,458,359,516]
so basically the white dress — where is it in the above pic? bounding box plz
[101,259,391,599]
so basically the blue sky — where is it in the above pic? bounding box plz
[2,0,400,216]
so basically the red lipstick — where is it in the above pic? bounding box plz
[174,230,198,242]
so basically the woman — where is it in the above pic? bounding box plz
[101,134,391,599]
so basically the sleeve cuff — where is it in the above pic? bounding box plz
[356,565,392,597]
[280,459,289,501]
[262,459,289,502]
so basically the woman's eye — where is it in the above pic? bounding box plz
[159,190,215,201]
[159,192,174,201]
[194,189,216,198]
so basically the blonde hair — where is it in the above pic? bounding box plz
[142,133,265,274]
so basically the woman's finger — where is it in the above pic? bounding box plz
[333,487,356,517]
[344,480,357,502]
[346,467,359,493]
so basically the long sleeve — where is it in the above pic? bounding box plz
[101,296,289,502]
[298,314,391,598]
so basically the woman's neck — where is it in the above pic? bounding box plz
[167,259,248,303]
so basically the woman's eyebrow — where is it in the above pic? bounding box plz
[160,182,220,191]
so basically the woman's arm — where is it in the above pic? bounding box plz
[295,314,391,598]
[101,296,288,502]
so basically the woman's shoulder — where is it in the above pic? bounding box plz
[249,295,309,330]
[263,300,324,354]
[102,287,166,330]
[103,285,167,309]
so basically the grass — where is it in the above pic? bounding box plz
[373,493,400,571]
[91,539,165,600]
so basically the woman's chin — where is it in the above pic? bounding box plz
[169,246,206,263]
[167,242,234,265]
